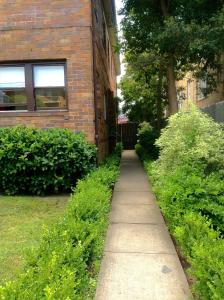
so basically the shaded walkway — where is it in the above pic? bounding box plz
[95,151,190,300]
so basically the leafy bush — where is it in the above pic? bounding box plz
[0,153,120,299]
[114,142,123,158]
[0,126,96,195]
[136,122,159,159]
[174,212,224,300]
[145,106,224,298]
[135,143,145,158]
[153,106,224,181]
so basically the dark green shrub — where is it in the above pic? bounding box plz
[145,106,224,298]
[135,144,146,162]
[0,126,96,195]
[135,143,144,157]
[114,142,123,158]
[0,153,120,299]
[137,122,159,159]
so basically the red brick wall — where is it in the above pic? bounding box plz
[0,1,95,143]
[0,1,91,30]
[0,0,118,159]
[93,0,118,160]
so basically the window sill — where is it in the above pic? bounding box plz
[0,109,69,117]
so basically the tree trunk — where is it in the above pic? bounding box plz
[160,0,178,115]
[156,65,163,130]
[160,0,170,17]
[167,57,178,115]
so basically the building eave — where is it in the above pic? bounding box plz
[102,0,121,76]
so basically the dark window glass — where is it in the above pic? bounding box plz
[102,20,107,50]
[0,89,27,110]
[35,87,66,109]
[0,66,27,111]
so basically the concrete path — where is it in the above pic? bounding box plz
[95,150,190,300]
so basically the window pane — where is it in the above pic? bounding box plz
[187,80,192,100]
[104,95,107,120]
[198,79,207,100]
[0,89,27,111]
[35,87,66,109]
[0,67,25,88]
[34,66,65,87]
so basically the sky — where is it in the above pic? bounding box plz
[115,0,123,29]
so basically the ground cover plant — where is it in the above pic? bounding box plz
[0,196,68,283]
[143,106,224,299]
[0,126,96,195]
[0,149,121,300]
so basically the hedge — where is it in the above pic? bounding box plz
[135,122,159,160]
[142,106,224,299]
[0,126,96,195]
[0,151,121,300]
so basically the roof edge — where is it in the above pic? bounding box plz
[103,0,121,76]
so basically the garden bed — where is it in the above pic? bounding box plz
[0,195,68,283]
[138,106,224,299]
[0,151,121,299]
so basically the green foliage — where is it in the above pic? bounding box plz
[145,106,224,298]
[137,122,159,159]
[120,52,167,128]
[174,213,224,300]
[135,144,145,160]
[0,153,120,300]
[0,126,96,195]
[153,106,224,179]
[114,142,123,158]
[121,0,224,113]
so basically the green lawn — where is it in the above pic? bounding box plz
[0,195,69,283]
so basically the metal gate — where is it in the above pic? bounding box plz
[118,123,138,150]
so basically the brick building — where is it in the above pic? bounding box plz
[176,72,224,122]
[0,0,120,160]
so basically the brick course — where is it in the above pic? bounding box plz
[93,0,118,160]
[177,72,224,110]
[0,0,118,159]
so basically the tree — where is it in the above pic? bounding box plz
[121,0,224,115]
[120,52,167,129]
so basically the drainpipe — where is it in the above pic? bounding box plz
[91,0,99,161]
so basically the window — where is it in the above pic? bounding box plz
[197,79,207,101]
[0,67,27,110]
[187,80,192,100]
[0,62,66,111]
[104,93,107,121]
[94,7,99,23]
[34,65,65,110]
[102,19,107,51]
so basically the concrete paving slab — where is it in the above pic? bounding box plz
[95,151,190,300]
[105,223,176,254]
[115,156,152,192]
[110,203,164,224]
[95,252,190,300]
[114,175,151,192]
[112,191,156,205]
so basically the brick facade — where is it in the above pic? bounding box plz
[93,0,118,160]
[0,0,119,160]
[177,72,224,110]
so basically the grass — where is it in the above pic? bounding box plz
[0,195,69,283]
